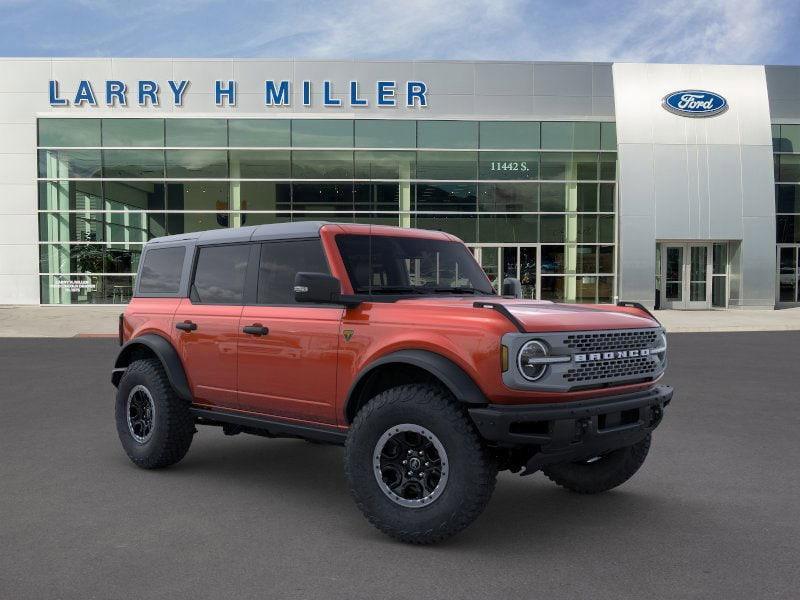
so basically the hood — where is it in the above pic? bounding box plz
[392,296,659,332]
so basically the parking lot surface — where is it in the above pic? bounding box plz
[1,333,798,599]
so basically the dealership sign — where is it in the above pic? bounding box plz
[662,90,728,117]
[48,79,428,108]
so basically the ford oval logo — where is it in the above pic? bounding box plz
[662,90,728,117]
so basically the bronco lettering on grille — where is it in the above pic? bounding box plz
[574,348,651,362]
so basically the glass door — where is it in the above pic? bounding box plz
[659,243,712,309]
[661,245,685,309]
[777,245,799,304]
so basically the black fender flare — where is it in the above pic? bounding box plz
[345,349,487,422]
[111,334,192,402]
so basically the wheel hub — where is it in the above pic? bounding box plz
[126,384,156,444]
[373,424,449,508]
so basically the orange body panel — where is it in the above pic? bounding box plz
[123,223,662,430]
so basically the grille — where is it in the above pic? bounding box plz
[563,329,660,354]
[563,356,658,383]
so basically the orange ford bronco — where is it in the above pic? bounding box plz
[112,222,671,544]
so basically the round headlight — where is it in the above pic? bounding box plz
[517,340,549,381]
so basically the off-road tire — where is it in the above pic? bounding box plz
[115,358,194,469]
[345,383,497,544]
[542,434,651,494]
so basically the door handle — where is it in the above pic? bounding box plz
[242,324,269,336]
[175,320,198,332]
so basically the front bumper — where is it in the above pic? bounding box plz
[468,385,672,473]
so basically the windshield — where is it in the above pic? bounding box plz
[335,234,495,296]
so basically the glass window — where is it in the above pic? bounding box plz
[541,122,574,150]
[104,181,166,211]
[229,150,290,179]
[166,119,227,147]
[38,212,158,244]
[291,119,353,147]
[600,123,617,151]
[39,119,100,147]
[598,245,614,273]
[239,181,291,211]
[354,151,415,179]
[540,152,571,180]
[229,119,290,147]
[41,274,136,304]
[257,239,330,304]
[355,120,416,148]
[412,215,477,243]
[541,245,565,273]
[415,183,476,212]
[335,234,491,293]
[479,152,539,179]
[539,183,566,212]
[598,215,614,243]
[417,121,478,149]
[292,183,354,212]
[39,181,103,211]
[292,150,353,179]
[540,215,566,243]
[166,181,229,212]
[713,243,727,274]
[416,151,477,179]
[540,276,564,300]
[777,215,799,243]
[479,122,540,149]
[779,125,800,153]
[103,150,165,178]
[599,183,615,212]
[102,119,164,147]
[776,185,800,214]
[778,155,800,182]
[477,214,538,243]
[578,215,598,243]
[573,122,601,150]
[772,124,781,152]
[166,150,228,178]
[597,276,614,303]
[478,183,538,212]
[599,153,616,180]
[138,246,185,294]
[38,149,102,178]
[577,183,598,212]
[575,153,599,180]
[192,244,250,304]
[39,242,144,273]
[354,183,401,212]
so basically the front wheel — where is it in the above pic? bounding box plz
[345,383,497,545]
[542,434,652,494]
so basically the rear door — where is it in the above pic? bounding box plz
[237,238,343,425]
[172,243,255,409]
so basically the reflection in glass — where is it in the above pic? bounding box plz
[479,122,540,149]
[416,151,477,180]
[415,183,476,212]
[417,121,478,149]
[38,149,102,178]
[165,119,227,147]
[229,120,290,147]
[479,183,538,212]
[292,120,353,147]
[354,151,415,179]
[103,150,165,178]
[229,150,290,179]
[354,120,416,148]
[103,119,164,147]
[292,150,353,179]
[39,119,101,147]
[166,150,228,178]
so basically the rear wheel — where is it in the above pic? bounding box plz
[542,434,651,494]
[115,358,194,469]
[345,383,497,544]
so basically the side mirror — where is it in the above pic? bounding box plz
[294,272,342,304]
[501,277,523,299]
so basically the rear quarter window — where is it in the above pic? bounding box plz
[137,246,186,295]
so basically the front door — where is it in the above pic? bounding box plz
[236,239,342,425]
[777,245,799,304]
[660,243,712,309]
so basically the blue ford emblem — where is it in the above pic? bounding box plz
[662,90,728,117]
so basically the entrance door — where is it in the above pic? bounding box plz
[660,243,712,309]
[777,245,799,304]
[473,245,539,299]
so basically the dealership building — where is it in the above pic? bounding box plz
[0,58,798,309]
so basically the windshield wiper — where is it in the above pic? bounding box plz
[431,286,483,295]
[354,286,427,295]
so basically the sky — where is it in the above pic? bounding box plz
[0,0,798,65]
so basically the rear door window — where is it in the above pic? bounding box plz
[137,246,185,294]
[192,244,251,304]
[257,239,330,304]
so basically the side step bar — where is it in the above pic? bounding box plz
[190,407,347,445]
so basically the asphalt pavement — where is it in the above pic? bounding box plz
[1,333,799,599]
